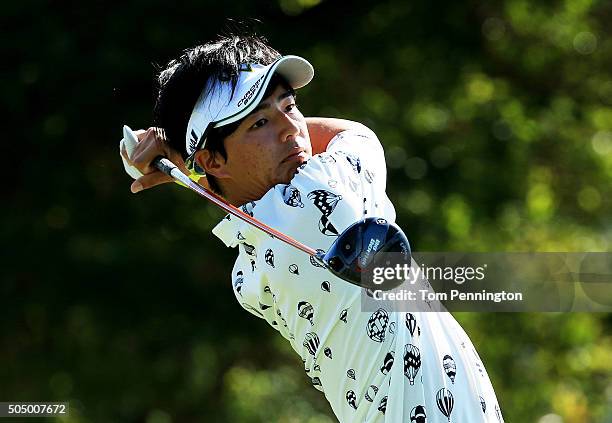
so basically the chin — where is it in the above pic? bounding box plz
[273,170,296,186]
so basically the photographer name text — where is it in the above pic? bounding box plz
[372,289,523,303]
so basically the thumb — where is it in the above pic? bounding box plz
[131,171,173,193]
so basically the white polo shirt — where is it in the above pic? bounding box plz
[212,128,504,422]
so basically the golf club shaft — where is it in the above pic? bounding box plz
[152,156,320,257]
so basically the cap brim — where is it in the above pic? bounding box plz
[214,55,314,129]
[273,55,314,90]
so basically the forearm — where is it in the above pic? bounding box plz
[306,117,370,155]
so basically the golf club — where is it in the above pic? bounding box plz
[123,125,411,290]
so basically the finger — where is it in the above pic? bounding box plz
[131,171,173,193]
[132,128,167,173]
[131,129,156,160]
[121,145,133,165]
[134,128,147,140]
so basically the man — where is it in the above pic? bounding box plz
[122,33,504,422]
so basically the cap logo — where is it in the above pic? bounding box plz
[237,74,265,108]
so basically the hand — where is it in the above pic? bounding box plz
[120,127,194,193]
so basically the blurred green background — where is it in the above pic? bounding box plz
[3,0,612,422]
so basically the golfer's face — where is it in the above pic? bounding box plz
[222,85,312,196]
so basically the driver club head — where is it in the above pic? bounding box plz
[319,217,411,290]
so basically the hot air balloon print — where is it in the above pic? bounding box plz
[403,344,421,385]
[347,369,355,380]
[442,354,457,384]
[308,190,342,216]
[319,154,336,164]
[495,404,502,422]
[233,271,244,296]
[324,347,333,359]
[479,396,486,413]
[288,264,299,275]
[297,301,314,325]
[321,281,331,292]
[276,311,288,330]
[346,390,357,409]
[377,396,387,414]
[264,249,275,267]
[242,242,256,257]
[282,184,304,208]
[240,201,255,217]
[339,308,348,323]
[303,332,320,356]
[308,190,343,236]
[389,321,396,335]
[405,313,418,337]
[343,152,362,174]
[380,351,395,375]
[436,388,454,422]
[365,385,378,402]
[366,308,389,343]
[410,405,427,423]
[310,250,326,267]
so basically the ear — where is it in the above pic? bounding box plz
[195,149,231,179]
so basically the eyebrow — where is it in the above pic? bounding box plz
[249,90,296,115]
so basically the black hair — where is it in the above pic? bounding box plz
[153,33,281,194]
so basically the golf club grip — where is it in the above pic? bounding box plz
[152,156,191,185]
[152,156,175,176]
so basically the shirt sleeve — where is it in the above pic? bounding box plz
[249,127,396,253]
[326,126,388,189]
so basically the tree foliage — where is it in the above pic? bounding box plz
[3,0,611,422]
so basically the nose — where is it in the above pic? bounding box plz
[278,110,300,143]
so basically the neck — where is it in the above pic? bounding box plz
[221,180,268,207]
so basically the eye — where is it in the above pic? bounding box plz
[286,102,298,113]
[251,118,268,129]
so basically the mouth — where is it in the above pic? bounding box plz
[282,148,307,163]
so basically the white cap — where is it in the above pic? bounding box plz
[185,55,314,171]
